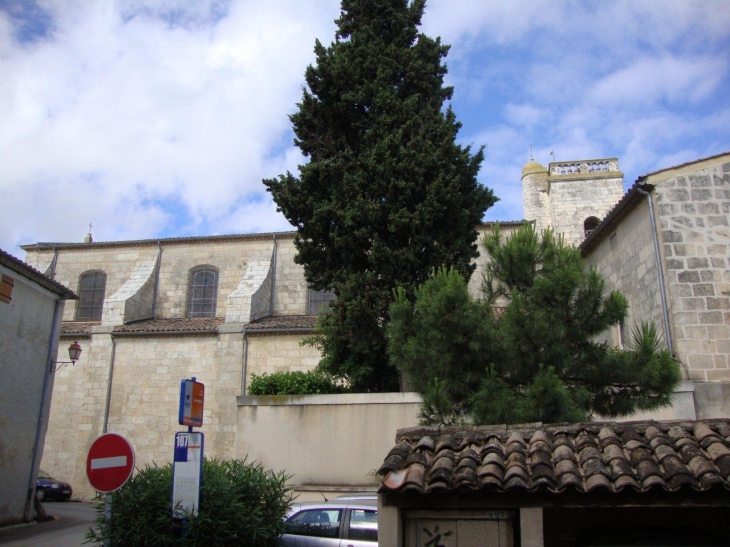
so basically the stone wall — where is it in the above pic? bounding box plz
[521,163,551,234]
[467,224,520,298]
[547,169,624,247]
[271,237,308,315]
[582,198,665,347]
[53,247,154,321]
[652,157,730,382]
[155,239,273,319]
[23,234,309,324]
[244,333,321,392]
[42,331,243,500]
[42,331,109,501]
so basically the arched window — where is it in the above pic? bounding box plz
[308,288,336,314]
[188,267,218,318]
[584,216,600,238]
[77,271,106,321]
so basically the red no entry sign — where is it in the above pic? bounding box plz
[86,433,135,493]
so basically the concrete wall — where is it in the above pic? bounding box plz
[0,264,64,525]
[235,393,421,489]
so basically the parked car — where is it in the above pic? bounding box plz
[282,499,377,547]
[36,470,73,501]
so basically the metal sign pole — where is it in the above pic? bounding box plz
[104,493,111,547]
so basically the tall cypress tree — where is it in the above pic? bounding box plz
[264,0,495,392]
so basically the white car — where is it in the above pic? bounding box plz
[282,499,378,547]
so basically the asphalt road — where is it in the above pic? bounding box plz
[0,501,99,547]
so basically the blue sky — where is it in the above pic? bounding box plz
[1,0,729,258]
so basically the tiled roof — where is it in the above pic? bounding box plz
[378,420,730,495]
[59,315,317,335]
[114,317,225,333]
[61,318,224,336]
[245,315,318,331]
[61,322,99,336]
[0,248,78,299]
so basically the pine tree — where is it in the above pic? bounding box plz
[388,223,680,424]
[264,0,495,391]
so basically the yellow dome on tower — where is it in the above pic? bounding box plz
[522,160,548,178]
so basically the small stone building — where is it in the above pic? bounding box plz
[581,152,730,419]
[0,248,77,525]
[377,420,730,547]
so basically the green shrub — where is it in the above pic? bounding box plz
[86,457,292,547]
[248,370,347,395]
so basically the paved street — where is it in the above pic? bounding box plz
[0,501,98,547]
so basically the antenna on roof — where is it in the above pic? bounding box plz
[550,150,555,162]
[529,144,534,161]
[84,223,94,244]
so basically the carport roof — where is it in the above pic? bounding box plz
[378,419,730,496]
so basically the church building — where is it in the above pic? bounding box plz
[21,152,730,499]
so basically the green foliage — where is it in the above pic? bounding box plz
[248,370,347,395]
[86,457,292,547]
[264,0,496,392]
[388,223,681,426]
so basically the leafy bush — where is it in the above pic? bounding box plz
[86,457,292,547]
[248,370,347,395]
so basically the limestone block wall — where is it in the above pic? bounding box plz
[653,157,730,382]
[41,331,243,500]
[548,173,624,247]
[41,329,115,501]
[50,247,156,321]
[522,169,551,234]
[468,224,520,298]
[582,201,665,347]
[244,333,321,392]
[102,257,158,325]
[155,240,270,318]
[272,237,308,315]
[22,250,54,276]
[226,249,274,323]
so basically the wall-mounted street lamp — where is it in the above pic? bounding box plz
[50,341,83,373]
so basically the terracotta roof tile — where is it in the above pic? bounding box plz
[61,322,99,336]
[379,420,730,495]
[244,315,318,331]
[114,317,224,333]
[61,314,319,336]
[62,318,224,335]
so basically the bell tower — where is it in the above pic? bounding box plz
[522,156,625,247]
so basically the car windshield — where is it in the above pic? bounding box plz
[37,470,52,479]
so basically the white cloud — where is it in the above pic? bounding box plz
[0,0,340,255]
[589,56,727,108]
[0,0,729,258]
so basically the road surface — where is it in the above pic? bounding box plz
[0,501,98,547]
